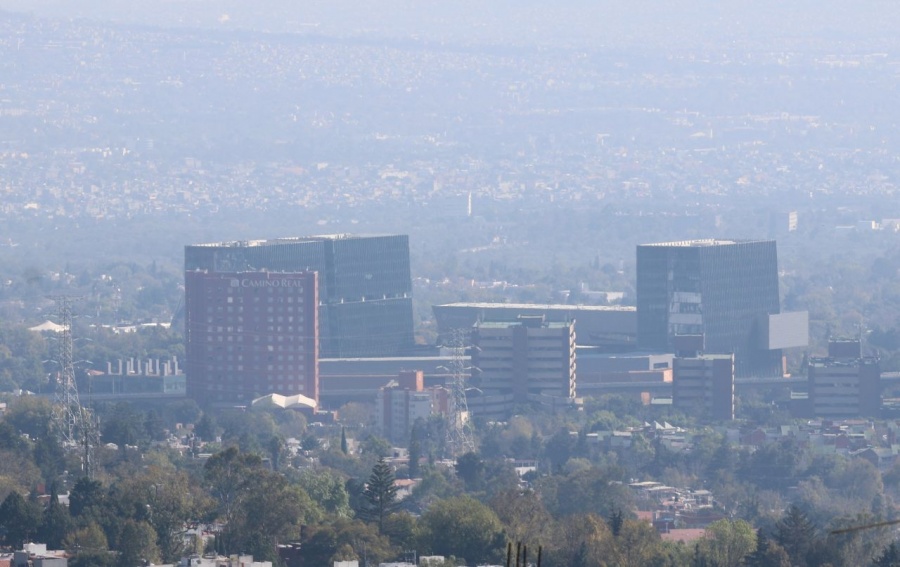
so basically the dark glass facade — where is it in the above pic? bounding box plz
[637,239,781,377]
[185,235,414,358]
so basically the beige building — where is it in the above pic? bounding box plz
[470,316,577,417]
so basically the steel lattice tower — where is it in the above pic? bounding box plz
[446,329,475,457]
[48,295,97,477]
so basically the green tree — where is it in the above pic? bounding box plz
[38,484,72,549]
[454,451,485,491]
[608,509,624,537]
[5,396,53,438]
[0,448,43,498]
[874,542,900,567]
[410,416,446,462]
[407,466,462,512]
[695,519,757,567]
[0,420,27,453]
[544,427,577,472]
[337,402,372,429]
[490,489,554,546]
[65,522,112,567]
[612,519,663,567]
[115,520,159,567]
[0,491,41,547]
[100,402,143,446]
[203,446,264,530]
[143,410,166,442]
[0,326,46,392]
[33,434,66,484]
[543,466,634,519]
[827,513,893,567]
[383,511,417,550]
[775,505,817,567]
[359,457,399,532]
[341,426,349,455]
[70,477,105,519]
[194,413,218,442]
[418,496,505,566]
[360,434,391,458]
[744,532,791,567]
[547,513,615,567]
[226,471,322,561]
[217,408,278,454]
[301,519,394,567]
[103,469,188,562]
[268,434,286,471]
[294,468,351,517]
[739,438,803,491]
[135,468,211,563]
[408,427,421,478]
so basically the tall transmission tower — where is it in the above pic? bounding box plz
[446,329,475,457]
[47,295,98,478]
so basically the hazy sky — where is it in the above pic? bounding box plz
[1,0,899,51]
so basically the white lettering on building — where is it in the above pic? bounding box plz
[241,278,304,290]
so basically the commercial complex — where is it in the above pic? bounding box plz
[185,235,414,358]
[636,239,807,377]
[808,339,881,418]
[184,270,318,405]
[469,316,577,417]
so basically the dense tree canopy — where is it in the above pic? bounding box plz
[418,496,505,565]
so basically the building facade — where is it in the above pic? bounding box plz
[433,302,636,351]
[470,317,577,417]
[184,271,318,405]
[809,339,881,418]
[375,370,450,445]
[672,354,735,421]
[185,235,414,358]
[636,239,802,377]
[318,356,463,407]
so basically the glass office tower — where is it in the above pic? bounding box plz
[636,239,782,377]
[186,235,414,358]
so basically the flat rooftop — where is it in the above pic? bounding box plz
[640,238,769,247]
[321,356,457,363]
[437,302,635,312]
[477,320,572,329]
[191,234,399,247]
[808,356,879,367]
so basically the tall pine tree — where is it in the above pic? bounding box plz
[775,505,817,567]
[38,483,71,549]
[359,457,398,532]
